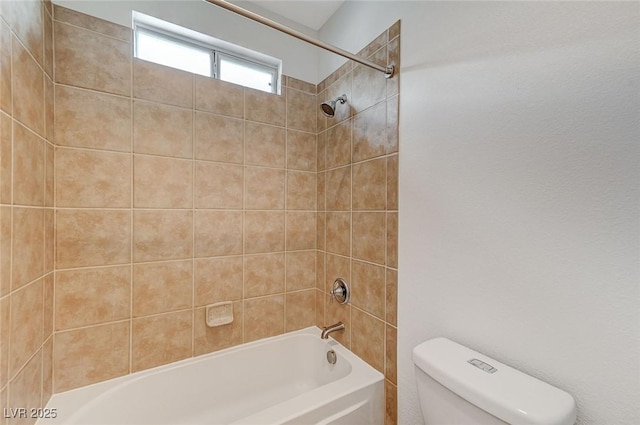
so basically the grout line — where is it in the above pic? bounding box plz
[283,84,288,333]
[191,72,196,357]
[128,46,134,375]
[241,87,246,344]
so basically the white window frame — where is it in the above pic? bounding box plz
[133,12,281,94]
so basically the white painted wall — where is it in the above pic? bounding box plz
[321,2,639,424]
[52,0,321,82]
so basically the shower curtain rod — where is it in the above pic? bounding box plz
[204,0,395,79]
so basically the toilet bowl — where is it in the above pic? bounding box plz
[413,338,577,425]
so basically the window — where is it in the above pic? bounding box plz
[133,12,281,94]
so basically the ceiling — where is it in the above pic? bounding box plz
[245,0,345,31]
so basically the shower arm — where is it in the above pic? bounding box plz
[204,0,395,79]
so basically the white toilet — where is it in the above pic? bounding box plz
[413,338,577,425]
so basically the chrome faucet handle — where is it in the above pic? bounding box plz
[329,278,350,305]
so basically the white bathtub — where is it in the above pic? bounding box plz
[38,327,384,425]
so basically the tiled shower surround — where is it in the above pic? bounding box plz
[315,22,400,425]
[0,2,399,424]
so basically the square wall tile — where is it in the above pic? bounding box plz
[387,155,398,210]
[54,22,131,96]
[44,209,53,273]
[245,88,285,126]
[385,380,398,425]
[0,207,10,297]
[244,167,284,210]
[317,172,326,212]
[194,111,243,163]
[286,88,316,133]
[0,296,8,388]
[245,122,285,168]
[133,211,192,262]
[0,113,11,203]
[316,130,326,172]
[42,337,53,407]
[43,7,53,76]
[353,158,386,211]
[43,273,53,337]
[285,290,315,332]
[316,251,325,291]
[287,171,316,211]
[132,310,192,372]
[55,266,130,331]
[12,35,44,137]
[315,289,325,328]
[326,120,351,169]
[351,260,385,319]
[13,122,45,206]
[286,212,316,251]
[326,212,350,257]
[387,213,398,268]
[353,101,386,162]
[194,210,243,257]
[44,142,53,207]
[244,253,285,298]
[12,207,44,289]
[385,325,397,384]
[325,166,351,211]
[54,321,130,392]
[244,211,284,254]
[352,212,385,265]
[56,210,131,269]
[133,260,192,317]
[45,74,53,140]
[286,251,316,291]
[386,268,397,326]
[0,21,13,114]
[195,162,243,209]
[287,130,316,172]
[244,294,284,342]
[316,211,326,251]
[133,101,193,159]
[56,148,131,208]
[8,350,41,418]
[134,155,193,209]
[195,76,244,118]
[351,308,384,373]
[9,279,43,377]
[386,96,399,154]
[54,85,131,152]
[133,59,193,108]
[195,257,243,306]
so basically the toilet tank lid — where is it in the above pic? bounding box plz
[413,338,577,425]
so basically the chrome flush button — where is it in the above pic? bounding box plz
[468,358,497,373]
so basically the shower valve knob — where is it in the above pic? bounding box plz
[330,278,350,305]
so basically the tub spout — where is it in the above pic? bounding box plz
[321,322,345,339]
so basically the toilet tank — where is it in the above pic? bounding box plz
[413,338,577,425]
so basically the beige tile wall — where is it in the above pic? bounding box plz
[0,4,399,424]
[50,5,318,393]
[0,1,55,423]
[315,21,400,425]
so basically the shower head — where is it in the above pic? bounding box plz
[320,94,347,117]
